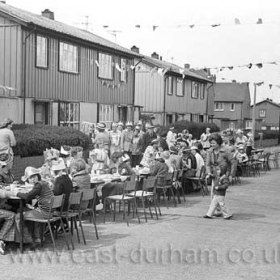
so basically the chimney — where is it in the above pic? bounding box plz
[151,52,159,60]
[41,9,54,20]
[159,56,162,61]
[131,45,139,53]
[184,63,190,69]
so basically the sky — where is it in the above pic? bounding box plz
[6,0,280,103]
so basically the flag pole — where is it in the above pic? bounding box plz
[252,83,257,148]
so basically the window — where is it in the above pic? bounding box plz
[100,104,114,127]
[120,58,127,82]
[200,84,205,99]
[59,42,78,73]
[176,78,184,96]
[34,102,49,124]
[166,76,177,95]
[59,102,80,129]
[214,102,224,111]
[229,122,235,130]
[259,109,266,118]
[230,103,235,111]
[191,82,199,98]
[245,120,252,129]
[36,35,48,68]
[98,53,113,79]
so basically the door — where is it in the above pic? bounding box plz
[34,102,49,125]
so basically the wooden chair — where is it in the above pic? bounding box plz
[24,194,70,252]
[172,169,186,203]
[128,177,161,222]
[184,166,209,197]
[80,189,99,240]
[104,181,140,226]
[156,172,177,208]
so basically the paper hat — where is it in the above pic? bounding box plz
[51,158,66,171]
[60,145,71,156]
[44,148,60,161]
[126,122,133,127]
[145,123,154,129]
[21,166,41,182]
[96,122,106,130]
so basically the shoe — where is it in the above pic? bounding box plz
[224,215,233,220]
[203,215,212,219]
[0,240,6,255]
[213,213,223,217]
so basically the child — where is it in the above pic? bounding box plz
[203,165,233,219]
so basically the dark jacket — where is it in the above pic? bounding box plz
[17,181,54,214]
[142,131,157,152]
[53,174,73,211]
[150,159,169,177]
[72,170,91,190]
[213,176,229,196]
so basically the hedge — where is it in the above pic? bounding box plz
[156,120,220,139]
[12,124,91,157]
[253,130,280,141]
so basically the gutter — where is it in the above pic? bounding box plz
[22,24,36,124]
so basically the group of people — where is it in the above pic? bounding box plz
[0,116,257,254]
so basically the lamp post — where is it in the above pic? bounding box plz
[252,83,257,147]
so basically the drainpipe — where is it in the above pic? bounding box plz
[132,58,142,122]
[23,25,36,124]
[206,82,214,123]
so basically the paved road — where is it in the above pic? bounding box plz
[2,170,280,280]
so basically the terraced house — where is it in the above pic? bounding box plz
[132,47,213,126]
[0,2,142,129]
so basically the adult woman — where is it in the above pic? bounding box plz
[89,143,110,173]
[191,146,205,177]
[108,152,134,176]
[206,133,235,197]
[200,127,211,150]
[0,118,16,170]
[70,159,91,191]
[122,122,134,159]
[0,148,14,184]
[131,126,143,167]
[109,122,122,156]
[16,167,54,246]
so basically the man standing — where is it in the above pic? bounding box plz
[141,123,157,152]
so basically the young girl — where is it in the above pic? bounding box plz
[204,165,232,220]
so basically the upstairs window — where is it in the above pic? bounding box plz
[191,82,199,99]
[166,76,177,95]
[230,103,235,111]
[259,109,266,118]
[176,78,184,96]
[36,35,48,68]
[59,42,78,73]
[120,58,127,82]
[98,53,113,79]
[200,84,205,99]
[215,102,224,111]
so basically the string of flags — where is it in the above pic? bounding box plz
[101,80,122,89]
[94,60,136,71]
[99,18,269,32]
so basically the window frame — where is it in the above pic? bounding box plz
[35,35,48,69]
[99,104,114,127]
[58,41,79,74]
[98,52,114,80]
[259,109,266,118]
[230,103,235,111]
[166,76,177,96]
[58,101,80,129]
[200,84,205,100]
[191,81,199,99]
[120,58,128,83]
[214,102,224,111]
[176,78,184,97]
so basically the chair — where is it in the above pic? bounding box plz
[128,177,161,222]
[156,172,177,208]
[268,151,279,169]
[184,166,209,197]
[104,181,140,226]
[24,194,70,252]
[79,189,99,240]
[172,169,186,203]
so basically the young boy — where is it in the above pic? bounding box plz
[203,165,233,220]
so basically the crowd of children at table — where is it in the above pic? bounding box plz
[0,118,256,254]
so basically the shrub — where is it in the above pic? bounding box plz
[156,120,220,139]
[254,130,280,141]
[12,124,91,157]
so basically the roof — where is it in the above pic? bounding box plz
[252,99,280,109]
[214,82,250,102]
[142,56,212,83]
[0,2,142,58]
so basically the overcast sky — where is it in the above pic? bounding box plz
[6,0,280,103]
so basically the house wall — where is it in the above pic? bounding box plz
[0,15,22,122]
[214,102,243,121]
[23,29,135,105]
[134,62,164,113]
[255,102,280,126]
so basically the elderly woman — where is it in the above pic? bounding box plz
[140,139,159,168]
[16,167,54,247]
[0,149,14,184]
[70,159,91,191]
[0,118,16,170]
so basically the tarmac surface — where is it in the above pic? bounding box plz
[2,169,280,280]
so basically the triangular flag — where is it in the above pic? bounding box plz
[234,18,241,25]
[247,63,253,69]
[135,25,141,28]
[211,24,221,27]
[130,65,136,70]
[221,78,226,80]
[255,82,264,86]
[257,18,263,24]
[189,24,195,28]
[152,25,158,31]
[103,25,109,28]
[269,84,273,89]
[219,67,224,71]
[115,63,122,72]
[157,68,164,76]
[256,63,263,68]
[228,66,234,70]
[95,60,100,67]
[163,68,169,75]
[150,67,157,75]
